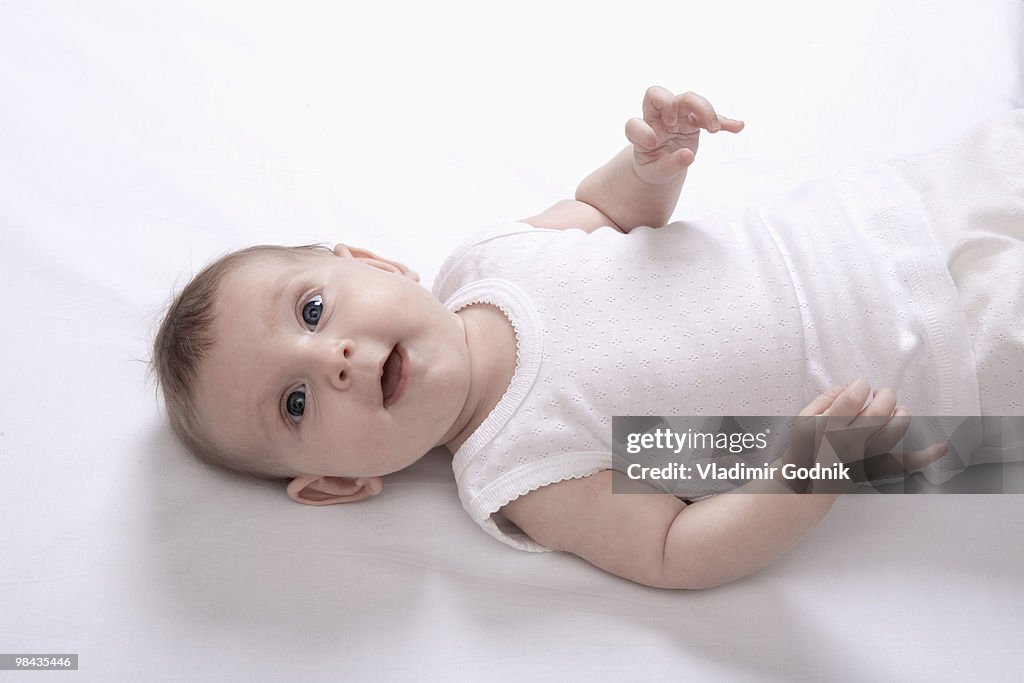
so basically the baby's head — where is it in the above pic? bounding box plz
[151,241,474,504]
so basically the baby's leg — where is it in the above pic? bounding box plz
[898,110,1024,463]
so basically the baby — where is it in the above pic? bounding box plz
[152,86,1023,589]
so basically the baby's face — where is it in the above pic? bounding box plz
[194,250,472,478]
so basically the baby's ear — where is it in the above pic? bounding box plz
[286,474,384,506]
[333,243,420,282]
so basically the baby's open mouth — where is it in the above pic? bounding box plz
[381,344,405,407]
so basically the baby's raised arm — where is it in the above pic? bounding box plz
[502,380,942,589]
[523,86,743,234]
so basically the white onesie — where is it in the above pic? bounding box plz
[431,110,1022,552]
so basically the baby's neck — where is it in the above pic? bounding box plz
[442,303,518,455]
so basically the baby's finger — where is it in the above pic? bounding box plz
[864,404,912,456]
[677,91,720,132]
[636,148,694,182]
[861,442,949,481]
[851,387,897,423]
[901,442,949,471]
[643,85,677,128]
[670,147,696,170]
[822,378,872,430]
[798,383,850,417]
[625,117,659,149]
[717,116,745,134]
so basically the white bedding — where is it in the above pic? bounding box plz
[2,0,1023,679]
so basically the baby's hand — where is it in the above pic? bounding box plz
[788,379,949,489]
[625,86,744,186]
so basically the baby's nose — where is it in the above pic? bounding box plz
[319,337,356,390]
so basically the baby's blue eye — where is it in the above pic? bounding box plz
[302,294,323,329]
[286,387,306,423]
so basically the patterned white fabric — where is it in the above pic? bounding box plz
[895,109,1024,417]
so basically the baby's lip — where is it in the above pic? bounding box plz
[380,344,408,408]
[378,347,392,383]
[378,346,392,404]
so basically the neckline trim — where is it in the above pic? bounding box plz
[442,279,543,478]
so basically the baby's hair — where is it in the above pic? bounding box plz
[149,243,334,481]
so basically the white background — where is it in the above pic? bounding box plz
[1,0,1022,680]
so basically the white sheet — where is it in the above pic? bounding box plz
[2,0,1023,679]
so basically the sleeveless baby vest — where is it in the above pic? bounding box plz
[432,171,980,550]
